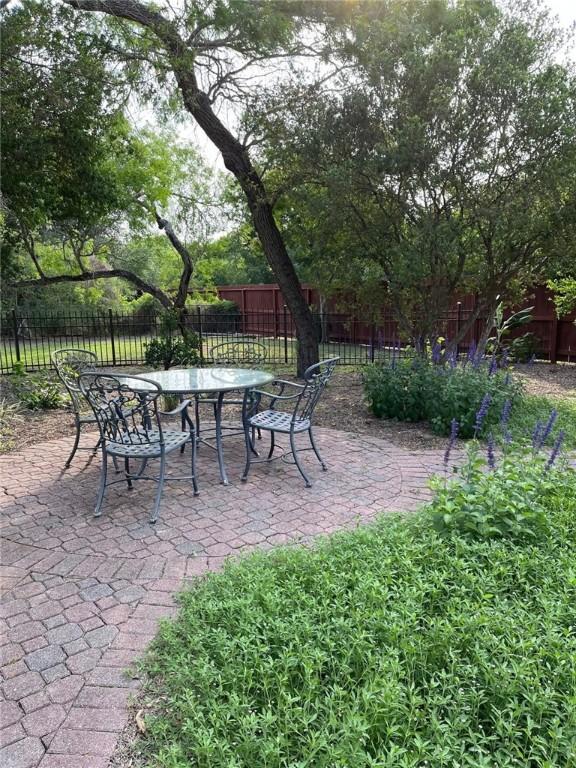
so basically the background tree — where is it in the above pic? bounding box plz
[1,2,220,327]
[246,0,576,349]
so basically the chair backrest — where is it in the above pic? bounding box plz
[52,348,98,413]
[295,357,340,422]
[79,373,163,448]
[210,340,267,368]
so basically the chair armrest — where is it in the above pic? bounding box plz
[159,399,191,417]
[251,390,302,402]
[271,379,305,391]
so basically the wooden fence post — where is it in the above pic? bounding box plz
[550,315,559,364]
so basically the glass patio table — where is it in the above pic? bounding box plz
[119,368,274,485]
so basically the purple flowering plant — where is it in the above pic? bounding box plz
[429,398,573,541]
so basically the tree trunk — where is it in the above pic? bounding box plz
[174,80,318,375]
[61,0,319,376]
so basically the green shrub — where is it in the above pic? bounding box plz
[507,332,541,363]
[144,333,200,370]
[13,372,63,410]
[363,355,523,438]
[132,477,576,768]
[145,311,201,370]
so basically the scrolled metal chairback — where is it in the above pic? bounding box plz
[210,340,268,367]
[52,348,98,412]
[298,357,339,422]
[79,373,163,447]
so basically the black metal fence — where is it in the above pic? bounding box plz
[1,307,407,374]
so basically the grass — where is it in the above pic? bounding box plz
[133,476,576,768]
[0,335,373,373]
[508,393,576,451]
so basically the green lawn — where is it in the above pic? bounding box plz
[132,479,576,768]
[0,335,374,373]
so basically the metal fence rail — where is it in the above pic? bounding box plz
[2,303,574,375]
[1,307,410,374]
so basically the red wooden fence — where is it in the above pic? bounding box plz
[217,283,576,363]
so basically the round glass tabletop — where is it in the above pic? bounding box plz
[119,367,275,394]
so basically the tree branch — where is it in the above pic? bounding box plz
[12,269,172,309]
[152,208,193,310]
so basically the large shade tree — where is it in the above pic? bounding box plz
[49,0,329,374]
[246,0,576,349]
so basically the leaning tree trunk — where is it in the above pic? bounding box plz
[61,0,319,377]
[175,83,318,375]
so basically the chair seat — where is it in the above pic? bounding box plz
[249,410,310,433]
[106,429,190,458]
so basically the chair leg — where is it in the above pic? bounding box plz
[241,418,253,482]
[64,420,81,469]
[267,431,276,461]
[124,458,133,489]
[94,447,109,517]
[290,431,312,488]
[190,429,199,496]
[194,396,201,443]
[150,452,166,524]
[308,428,327,470]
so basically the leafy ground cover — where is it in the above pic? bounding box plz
[132,463,576,768]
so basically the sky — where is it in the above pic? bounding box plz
[545,0,576,27]
[131,0,576,171]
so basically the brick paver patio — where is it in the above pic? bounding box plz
[1,427,446,767]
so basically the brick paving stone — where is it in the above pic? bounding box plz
[19,691,51,714]
[0,599,28,619]
[22,704,67,737]
[42,616,66,631]
[0,736,45,768]
[38,757,111,768]
[65,648,101,675]
[62,707,128,732]
[2,660,28,680]
[21,636,47,654]
[79,616,104,632]
[48,728,118,756]
[24,645,65,672]
[0,643,24,667]
[46,623,82,646]
[85,666,139,688]
[75,685,130,709]
[41,663,69,684]
[62,638,88,656]
[113,585,146,604]
[0,722,25,749]
[46,675,84,704]
[84,625,119,649]
[2,671,45,700]
[7,622,44,644]
[0,701,23,727]
[79,584,113,602]
[99,604,133,626]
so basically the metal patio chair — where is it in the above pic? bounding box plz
[194,339,268,440]
[52,348,101,468]
[79,373,198,524]
[241,357,339,487]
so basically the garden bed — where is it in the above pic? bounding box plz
[1,362,575,454]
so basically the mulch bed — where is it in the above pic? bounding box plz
[2,362,575,455]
